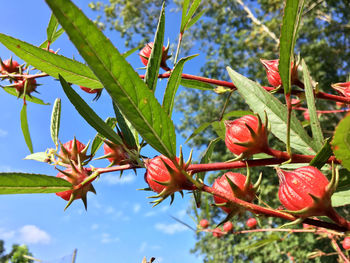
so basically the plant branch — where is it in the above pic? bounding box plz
[331,236,350,263]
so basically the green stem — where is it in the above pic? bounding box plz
[174,32,183,64]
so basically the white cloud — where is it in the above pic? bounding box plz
[139,242,161,253]
[100,173,135,185]
[0,129,8,137]
[0,228,15,239]
[101,233,119,244]
[18,225,51,244]
[91,224,99,230]
[175,209,187,219]
[155,223,188,235]
[133,203,141,213]
[144,211,156,217]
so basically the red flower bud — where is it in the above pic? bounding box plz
[212,172,255,214]
[13,74,37,97]
[145,155,193,195]
[212,228,224,238]
[225,115,268,158]
[303,109,310,121]
[246,218,257,229]
[199,219,209,229]
[276,166,332,217]
[59,139,90,164]
[79,86,103,100]
[103,141,130,165]
[0,58,21,73]
[223,221,234,233]
[139,42,170,71]
[260,59,298,88]
[343,237,350,250]
[332,82,350,98]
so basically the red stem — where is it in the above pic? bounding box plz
[331,236,350,263]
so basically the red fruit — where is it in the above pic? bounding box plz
[303,110,310,121]
[212,172,255,214]
[260,59,298,87]
[212,228,224,238]
[342,237,350,250]
[225,115,268,158]
[0,58,20,73]
[276,166,331,216]
[223,221,234,233]
[59,139,89,164]
[332,82,350,98]
[144,155,193,194]
[199,219,209,229]
[56,167,95,202]
[103,141,129,165]
[13,75,37,96]
[246,218,257,228]
[139,42,170,71]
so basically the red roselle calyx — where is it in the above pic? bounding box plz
[225,115,268,158]
[212,171,259,215]
[332,81,350,99]
[102,140,130,166]
[0,58,21,73]
[260,59,298,88]
[139,42,171,71]
[13,74,38,97]
[223,221,234,233]
[59,138,90,164]
[56,165,96,210]
[199,219,209,229]
[246,217,257,229]
[79,86,103,101]
[276,166,337,217]
[212,228,224,238]
[144,155,194,205]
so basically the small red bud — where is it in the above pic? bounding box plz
[145,155,193,194]
[342,237,350,250]
[103,141,130,165]
[0,58,21,73]
[212,228,224,238]
[260,59,298,88]
[13,74,37,96]
[225,115,268,157]
[246,218,257,229]
[332,82,350,98]
[223,221,234,233]
[139,42,170,71]
[59,139,89,164]
[199,219,209,229]
[212,172,255,214]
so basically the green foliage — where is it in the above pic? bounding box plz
[0,240,34,263]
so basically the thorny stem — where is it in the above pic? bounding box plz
[96,164,142,174]
[331,236,350,263]
[326,207,350,230]
[294,107,350,114]
[0,72,48,79]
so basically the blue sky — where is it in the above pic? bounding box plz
[0,1,206,262]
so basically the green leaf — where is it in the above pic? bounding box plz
[180,78,214,91]
[181,0,202,32]
[279,0,304,94]
[163,55,197,116]
[0,33,102,89]
[112,102,138,149]
[211,121,226,141]
[227,67,317,154]
[302,59,323,147]
[59,76,123,146]
[332,169,350,207]
[46,0,176,158]
[180,0,191,32]
[46,13,59,43]
[222,110,253,121]
[2,86,49,105]
[122,44,143,58]
[24,152,48,162]
[40,28,65,49]
[20,104,33,153]
[0,173,71,194]
[309,138,333,169]
[144,3,165,92]
[185,122,211,143]
[50,98,61,146]
[90,117,117,156]
[185,8,207,30]
[332,113,350,172]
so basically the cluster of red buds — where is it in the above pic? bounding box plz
[139,42,171,71]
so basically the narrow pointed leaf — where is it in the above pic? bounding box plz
[24,152,48,162]
[20,104,33,153]
[50,98,61,146]
[181,0,202,32]
[279,0,304,94]
[46,0,176,158]
[309,138,333,169]
[185,8,207,30]
[40,28,65,49]
[185,121,211,143]
[211,121,226,141]
[0,33,102,89]
[0,173,72,194]
[180,0,191,32]
[46,13,59,43]
[222,110,254,120]
[332,113,350,172]
[144,3,166,92]
[59,76,123,146]
[122,44,143,58]
[90,117,117,156]
[180,78,214,91]
[112,102,137,149]
[2,86,49,105]
[227,67,317,154]
[163,55,197,116]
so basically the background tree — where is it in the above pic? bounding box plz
[88,0,350,261]
[0,240,33,263]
